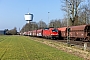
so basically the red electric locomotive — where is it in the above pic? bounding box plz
[43,28,58,39]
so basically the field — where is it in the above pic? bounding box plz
[0,35,84,60]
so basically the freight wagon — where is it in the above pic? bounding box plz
[69,25,90,41]
[57,25,90,41]
[37,29,43,37]
[32,30,37,37]
[26,28,59,39]
[28,31,32,36]
[58,27,67,39]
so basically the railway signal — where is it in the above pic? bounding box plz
[66,0,70,46]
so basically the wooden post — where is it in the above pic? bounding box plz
[84,42,87,51]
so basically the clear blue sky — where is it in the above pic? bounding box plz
[0,0,65,31]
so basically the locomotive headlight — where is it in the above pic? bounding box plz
[51,34,58,35]
[51,34,55,35]
[51,34,53,35]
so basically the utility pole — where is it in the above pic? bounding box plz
[48,12,50,22]
[48,12,50,27]
[41,19,42,29]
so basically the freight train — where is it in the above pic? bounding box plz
[23,25,90,41]
[26,28,58,39]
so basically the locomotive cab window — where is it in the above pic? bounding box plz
[52,29,58,32]
[44,28,49,30]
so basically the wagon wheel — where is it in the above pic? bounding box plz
[63,37,67,40]
[75,38,80,41]
[85,37,90,42]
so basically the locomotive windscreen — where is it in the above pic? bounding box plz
[44,28,49,30]
[52,29,58,32]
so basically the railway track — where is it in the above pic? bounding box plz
[56,39,90,51]
[31,37,90,51]
[56,40,90,47]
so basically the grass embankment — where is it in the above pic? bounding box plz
[0,35,84,60]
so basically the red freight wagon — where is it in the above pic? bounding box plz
[43,28,50,38]
[23,32,28,36]
[58,27,67,39]
[28,31,32,36]
[37,29,43,37]
[32,30,37,36]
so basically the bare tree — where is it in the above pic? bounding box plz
[31,22,38,30]
[61,17,67,27]
[86,0,90,24]
[61,0,84,26]
[20,23,32,32]
[49,20,55,28]
[38,20,47,29]
[78,1,90,25]
[20,22,38,32]
[6,27,17,35]
[49,19,61,28]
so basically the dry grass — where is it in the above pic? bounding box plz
[29,37,90,60]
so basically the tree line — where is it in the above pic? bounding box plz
[61,0,90,26]
[20,0,90,32]
[20,19,67,32]
[5,27,17,35]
